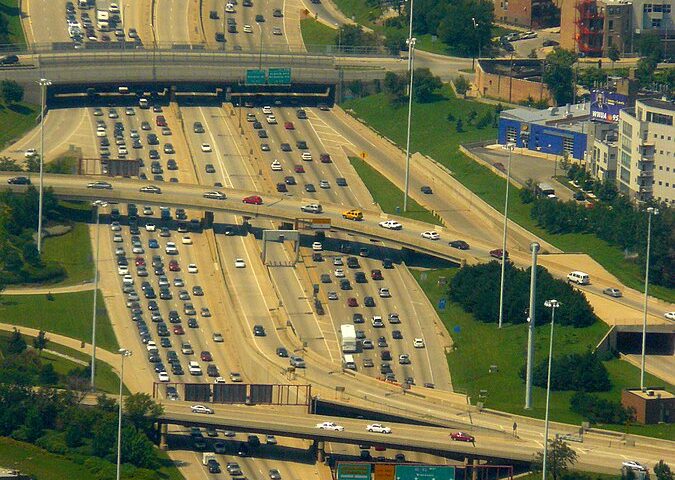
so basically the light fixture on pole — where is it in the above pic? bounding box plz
[116,348,132,480]
[36,78,52,253]
[498,142,515,328]
[471,17,481,70]
[640,206,658,390]
[542,299,560,480]
[91,200,108,390]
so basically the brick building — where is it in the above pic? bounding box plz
[494,0,561,27]
[476,59,553,105]
[621,388,674,424]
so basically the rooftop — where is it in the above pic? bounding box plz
[478,59,544,81]
[638,97,675,112]
[625,388,674,400]
[501,102,591,125]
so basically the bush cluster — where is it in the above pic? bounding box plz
[521,350,611,392]
[570,391,635,424]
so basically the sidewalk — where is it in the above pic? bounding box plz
[3,282,94,295]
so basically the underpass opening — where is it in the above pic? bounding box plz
[154,383,311,406]
[261,229,300,267]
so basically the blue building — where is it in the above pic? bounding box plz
[498,103,591,160]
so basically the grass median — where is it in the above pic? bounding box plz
[342,90,674,303]
[0,0,25,46]
[413,268,674,440]
[332,0,382,26]
[300,18,337,46]
[42,222,94,286]
[349,156,442,226]
[0,290,118,352]
[0,103,38,149]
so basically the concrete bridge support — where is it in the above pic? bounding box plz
[312,440,326,462]
[159,423,168,450]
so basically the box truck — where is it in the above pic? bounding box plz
[340,324,357,353]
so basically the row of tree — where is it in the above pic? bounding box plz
[448,262,597,327]
[521,178,674,289]
[523,350,611,392]
[382,69,442,104]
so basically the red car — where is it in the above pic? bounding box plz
[243,195,263,205]
[156,115,167,127]
[169,260,180,272]
[294,165,305,173]
[173,325,185,335]
[347,297,358,307]
[489,249,509,260]
[284,121,294,130]
[450,431,475,442]
[320,153,331,163]
[200,351,213,362]
[371,269,383,280]
[135,257,146,266]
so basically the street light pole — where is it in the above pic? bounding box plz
[116,348,132,480]
[36,78,51,253]
[542,299,560,480]
[640,206,658,390]
[90,200,107,390]
[471,17,481,69]
[403,35,416,213]
[498,143,514,328]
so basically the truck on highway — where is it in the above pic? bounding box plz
[341,324,357,353]
[536,182,557,199]
[202,453,216,465]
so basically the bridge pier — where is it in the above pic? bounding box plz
[312,440,326,462]
[159,423,168,450]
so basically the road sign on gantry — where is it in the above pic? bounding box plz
[395,465,455,480]
[246,69,266,85]
[337,463,372,480]
[268,67,291,85]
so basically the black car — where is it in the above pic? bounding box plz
[215,32,225,42]
[304,183,316,192]
[227,24,237,33]
[207,460,221,474]
[253,325,266,336]
[255,14,264,21]
[353,313,364,324]
[392,330,403,339]
[355,271,367,283]
[258,129,268,138]
[296,140,307,149]
[336,177,347,186]
[0,54,19,65]
[280,143,292,151]
[284,176,296,185]
[340,279,352,290]
[364,296,375,307]
[276,183,287,192]
[449,240,470,250]
[421,185,433,194]
[149,149,160,159]
[207,364,219,377]
[193,122,205,133]
[346,256,360,269]
[7,176,31,185]
[205,164,216,173]
[209,10,218,18]
[252,121,262,129]
[276,347,289,357]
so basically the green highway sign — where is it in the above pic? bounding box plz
[395,466,455,480]
[245,69,266,85]
[268,67,291,85]
[337,463,372,480]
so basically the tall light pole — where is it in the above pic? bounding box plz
[525,242,540,410]
[640,206,658,390]
[36,78,51,253]
[498,142,515,328]
[471,17,481,70]
[403,0,415,212]
[116,348,132,480]
[91,200,108,390]
[542,299,560,480]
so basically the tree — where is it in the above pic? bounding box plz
[543,48,577,106]
[437,0,494,57]
[532,438,578,480]
[336,24,378,48]
[124,393,163,434]
[0,156,22,172]
[454,75,470,96]
[455,118,464,132]
[22,406,45,443]
[0,13,10,44]
[654,461,673,480]
[637,31,663,61]
[383,71,407,104]
[636,56,658,87]
[0,80,24,104]
[24,155,40,173]
[33,330,49,354]
[608,45,621,72]
[7,328,27,355]
[413,68,442,102]
[39,363,59,385]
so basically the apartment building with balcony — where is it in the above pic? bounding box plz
[617,97,675,204]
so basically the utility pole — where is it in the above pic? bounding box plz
[525,242,540,409]
[640,207,658,390]
[403,0,415,212]
[36,78,51,253]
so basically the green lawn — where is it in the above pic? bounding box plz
[349,156,441,225]
[42,222,94,286]
[0,0,25,45]
[0,437,185,480]
[0,291,119,352]
[300,18,337,46]
[413,268,674,440]
[0,103,38,149]
[342,90,675,303]
[332,0,382,27]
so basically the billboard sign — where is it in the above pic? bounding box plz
[337,463,372,480]
[268,67,292,85]
[246,69,266,85]
[395,465,455,480]
[590,89,629,123]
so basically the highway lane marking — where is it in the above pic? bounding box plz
[198,106,234,188]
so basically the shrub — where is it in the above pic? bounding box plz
[570,391,634,424]
[523,350,611,392]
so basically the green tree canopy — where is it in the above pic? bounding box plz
[543,48,577,105]
[437,0,494,57]
[533,438,578,480]
[0,80,24,104]
[413,68,442,102]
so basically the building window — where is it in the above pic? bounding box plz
[647,111,673,125]
[653,4,662,12]
[608,20,614,30]
[506,126,517,143]
[664,4,671,13]
[563,137,574,155]
[621,151,631,168]
[643,3,652,11]
[652,19,662,27]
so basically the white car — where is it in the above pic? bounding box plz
[113,234,123,243]
[145,223,156,232]
[182,236,193,245]
[24,148,37,158]
[213,332,224,342]
[301,203,322,214]
[203,191,226,200]
[378,288,391,298]
[301,152,312,161]
[243,24,252,33]
[312,242,323,251]
[334,268,345,278]
[366,423,391,434]
[165,242,178,254]
[271,160,282,171]
[109,2,120,13]
[622,461,647,472]
[272,27,282,35]
[187,263,198,273]
[664,312,675,321]
[122,274,134,285]
[234,258,246,268]
[201,143,212,152]
[146,341,158,352]
[191,404,214,414]
[96,129,106,137]
[214,377,226,384]
[266,115,277,124]
[421,231,440,240]
[315,421,344,431]
[110,221,121,231]
[413,337,425,348]
[379,220,402,230]
[117,265,129,275]
[262,106,273,114]
[158,371,170,382]
[230,372,242,382]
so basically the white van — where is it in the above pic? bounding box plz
[343,355,356,370]
[567,271,590,285]
[96,10,109,22]
[118,86,129,94]
[138,98,149,109]
[188,361,202,375]
[97,21,109,32]
[225,2,235,12]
